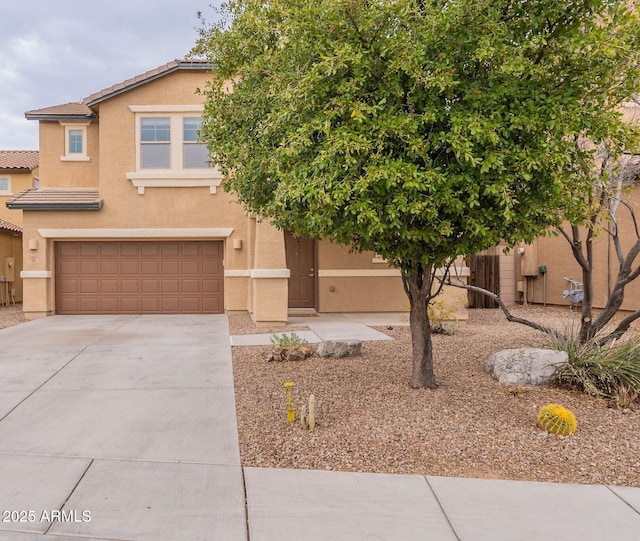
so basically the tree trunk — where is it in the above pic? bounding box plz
[402,265,437,389]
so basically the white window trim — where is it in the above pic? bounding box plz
[0,176,11,196]
[60,122,90,161]
[127,106,222,194]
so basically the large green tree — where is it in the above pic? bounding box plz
[194,0,640,388]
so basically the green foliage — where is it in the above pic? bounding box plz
[536,403,577,436]
[550,331,640,401]
[270,332,309,349]
[194,0,640,270]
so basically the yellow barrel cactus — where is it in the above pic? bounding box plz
[537,403,577,436]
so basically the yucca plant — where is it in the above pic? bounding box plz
[550,329,640,401]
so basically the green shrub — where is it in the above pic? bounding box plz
[550,330,640,401]
[270,332,309,349]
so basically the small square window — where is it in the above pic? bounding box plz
[61,124,89,161]
[69,130,83,153]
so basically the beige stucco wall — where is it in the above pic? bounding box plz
[315,240,468,319]
[38,122,98,188]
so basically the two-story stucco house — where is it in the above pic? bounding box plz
[9,59,467,323]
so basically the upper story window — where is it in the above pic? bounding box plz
[127,105,222,195]
[0,176,10,195]
[61,123,90,161]
[183,117,209,168]
[141,117,171,168]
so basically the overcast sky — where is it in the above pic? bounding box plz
[0,0,222,150]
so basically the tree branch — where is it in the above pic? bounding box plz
[444,278,561,338]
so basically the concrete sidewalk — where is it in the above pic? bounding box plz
[244,469,640,541]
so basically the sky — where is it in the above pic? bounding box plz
[0,0,222,150]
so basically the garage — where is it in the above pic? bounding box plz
[55,241,224,314]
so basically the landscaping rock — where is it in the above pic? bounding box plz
[317,340,363,358]
[487,348,568,385]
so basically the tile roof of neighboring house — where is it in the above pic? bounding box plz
[84,59,212,107]
[0,150,39,172]
[0,218,22,234]
[6,188,103,211]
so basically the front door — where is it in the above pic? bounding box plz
[285,231,315,309]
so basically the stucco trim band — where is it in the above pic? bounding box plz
[225,270,251,277]
[21,271,52,279]
[37,228,234,239]
[250,269,291,279]
[318,267,471,278]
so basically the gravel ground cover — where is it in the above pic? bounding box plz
[231,306,640,486]
[0,305,26,330]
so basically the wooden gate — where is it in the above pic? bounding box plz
[468,255,500,309]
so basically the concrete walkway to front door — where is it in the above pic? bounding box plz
[0,315,246,540]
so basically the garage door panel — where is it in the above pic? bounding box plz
[182,261,200,274]
[162,297,181,312]
[121,261,139,275]
[162,261,180,274]
[121,298,140,312]
[203,279,221,293]
[100,279,119,294]
[121,279,139,294]
[56,241,224,314]
[80,280,99,294]
[182,279,201,293]
[99,298,119,313]
[162,279,179,293]
[141,279,160,294]
[162,244,180,257]
[141,261,160,274]
[141,297,161,312]
[99,244,120,257]
[100,261,119,274]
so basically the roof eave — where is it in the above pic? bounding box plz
[24,113,97,122]
[6,201,103,211]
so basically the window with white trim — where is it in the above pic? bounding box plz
[61,123,90,161]
[0,176,10,195]
[136,113,212,171]
[127,106,222,195]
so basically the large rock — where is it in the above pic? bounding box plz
[487,348,568,385]
[317,340,362,358]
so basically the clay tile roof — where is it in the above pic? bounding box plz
[84,59,212,106]
[0,218,22,234]
[25,102,94,120]
[0,150,39,171]
[6,188,103,211]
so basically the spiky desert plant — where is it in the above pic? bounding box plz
[537,404,577,436]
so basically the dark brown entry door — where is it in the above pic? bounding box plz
[284,231,315,308]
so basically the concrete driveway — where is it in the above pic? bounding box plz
[0,315,246,541]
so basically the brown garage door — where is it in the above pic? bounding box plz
[56,241,224,314]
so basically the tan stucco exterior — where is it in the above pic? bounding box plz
[18,61,468,322]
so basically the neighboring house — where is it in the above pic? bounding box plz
[0,150,39,303]
[10,59,468,322]
[469,101,640,313]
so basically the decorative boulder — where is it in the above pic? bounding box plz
[487,348,568,385]
[317,340,362,358]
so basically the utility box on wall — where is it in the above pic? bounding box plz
[4,257,15,282]
[519,243,539,277]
